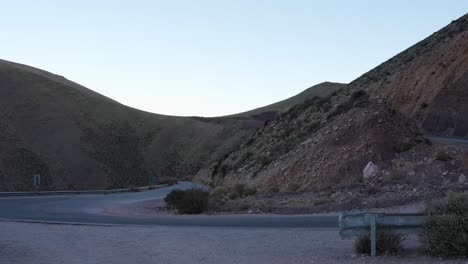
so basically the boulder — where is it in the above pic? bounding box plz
[363,161,381,181]
[459,174,467,184]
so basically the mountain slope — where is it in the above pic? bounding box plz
[230,82,346,118]
[197,13,468,193]
[0,60,251,191]
[350,14,468,136]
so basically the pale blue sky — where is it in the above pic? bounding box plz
[1,1,466,116]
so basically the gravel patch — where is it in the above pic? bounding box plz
[1,222,467,264]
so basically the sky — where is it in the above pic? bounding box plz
[1,1,466,117]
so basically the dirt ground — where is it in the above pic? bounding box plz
[1,221,467,264]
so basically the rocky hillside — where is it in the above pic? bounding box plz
[196,90,423,191]
[197,13,468,194]
[351,13,468,136]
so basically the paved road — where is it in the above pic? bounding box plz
[0,181,338,228]
[426,135,468,144]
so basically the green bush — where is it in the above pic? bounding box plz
[422,192,468,257]
[355,231,404,256]
[165,189,209,214]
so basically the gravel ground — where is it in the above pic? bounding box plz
[1,222,467,264]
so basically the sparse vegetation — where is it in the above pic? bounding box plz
[287,183,301,192]
[422,192,468,257]
[159,179,178,186]
[355,231,404,256]
[230,183,257,199]
[312,197,335,206]
[389,172,403,182]
[165,189,209,214]
[328,90,369,119]
[238,202,250,211]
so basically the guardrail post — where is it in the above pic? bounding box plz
[370,214,377,257]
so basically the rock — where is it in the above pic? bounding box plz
[363,161,381,181]
[459,174,466,184]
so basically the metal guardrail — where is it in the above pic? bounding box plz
[339,212,425,256]
[0,185,168,197]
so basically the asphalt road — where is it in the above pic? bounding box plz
[0,181,338,228]
[426,135,468,144]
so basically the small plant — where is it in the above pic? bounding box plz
[160,179,178,186]
[435,150,451,161]
[422,192,468,257]
[389,172,403,182]
[366,185,380,195]
[355,231,404,256]
[238,202,250,211]
[312,197,335,206]
[220,164,230,177]
[164,189,209,214]
[287,183,301,192]
[351,90,367,99]
[229,183,257,199]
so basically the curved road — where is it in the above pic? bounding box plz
[0,181,338,228]
[426,135,468,144]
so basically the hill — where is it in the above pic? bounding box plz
[0,59,338,191]
[196,13,468,204]
[0,59,256,191]
[229,82,346,118]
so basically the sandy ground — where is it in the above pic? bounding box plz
[1,221,467,264]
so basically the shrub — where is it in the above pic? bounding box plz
[232,183,257,198]
[389,172,403,182]
[164,189,209,214]
[220,164,230,176]
[312,197,335,206]
[238,202,250,211]
[355,231,404,256]
[208,187,228,210]
[287,183,301,192]
[435,150,451,161]
[164,189,185,208]
[160,179,178,186]
[422,192,468,257]
[351,90,367,99]
[425,192,468,216]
